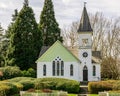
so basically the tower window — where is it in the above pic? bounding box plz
[82,39,88,46]
[93,65,96,76]
[43,64,46,76]
[70,64,73,76]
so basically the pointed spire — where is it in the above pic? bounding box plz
[24,0,29,7]
[77,2,93,33]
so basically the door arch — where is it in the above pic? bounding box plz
[83,65,88,81]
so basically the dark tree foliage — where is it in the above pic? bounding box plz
[0,23,4,66]
[4,9,18,67]
[38,0,63,46]
[6,0,43,70]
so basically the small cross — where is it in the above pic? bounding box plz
[84,2,87,7]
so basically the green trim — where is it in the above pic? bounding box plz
[36,40,80,63]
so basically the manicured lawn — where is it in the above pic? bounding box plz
[68,94,98,96]
[68,94,77,96]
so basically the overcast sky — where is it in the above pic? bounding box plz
[0,0,120,29]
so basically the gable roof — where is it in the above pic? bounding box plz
[36,40,81,63]
[39,46,50,57]
[77,5,93,32]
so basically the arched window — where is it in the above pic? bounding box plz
[52,57,64,76]
[70,64,73,76]
[61,61,64,76]
[52,61,55,76]
[57,61,59,76]
[43,64,46,76]
[83,65,88,70]
[93,65,96,76]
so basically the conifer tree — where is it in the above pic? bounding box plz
[4,9,18,66]
[0,23,4,66]
[6,0,43,69]
[38,0,62,46]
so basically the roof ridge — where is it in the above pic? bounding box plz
[36,40,81,63]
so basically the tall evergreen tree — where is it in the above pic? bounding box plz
[6,0,43,69]
[38,0,62,46]
[4,9,18,66]
[0,23,4,66]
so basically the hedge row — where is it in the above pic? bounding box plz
[0,81,23,96]
[88,80,120,94]
[0,77,80,95]
[0,66,36,80]
[34,78,80,93]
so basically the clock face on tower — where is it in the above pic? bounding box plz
[83,52,88,57]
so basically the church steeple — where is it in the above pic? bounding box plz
[77,3,93,32]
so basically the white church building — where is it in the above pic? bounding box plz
[36,5,101,82]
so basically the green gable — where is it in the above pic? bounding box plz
[36,40,80,62]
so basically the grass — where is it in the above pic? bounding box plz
[88,94,98,96]
[68,94,98,96]
[68,94,77,96]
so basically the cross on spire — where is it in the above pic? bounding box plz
[84,2,87,7]
[24,0,29,7]
[77,2,93,32]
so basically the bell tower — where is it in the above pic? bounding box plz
[77,3,93,81]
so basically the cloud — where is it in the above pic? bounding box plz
[0,0,120,29]
[0,2,7,9]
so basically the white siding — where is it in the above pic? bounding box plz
[37,61,82,81]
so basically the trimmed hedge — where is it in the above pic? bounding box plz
[113,81,120,90]
[0,66,36,80]
[0,81,22,96]
[34,78,80,93]
[8,77,35,90]
[0,77,79,95]
[88,81,113,94]
[88,80,120,94]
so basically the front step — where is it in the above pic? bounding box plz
[80,86,88,94]
[80,81,88,86]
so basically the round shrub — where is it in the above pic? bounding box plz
[88,81,113,94]
[0,83,10,96]
[19,80,35,90]
[34,78,80,93]
[21,68,36,78]
[8,77,35,91]
[8,77,35,82]
[113,81,120,90]
[12,82,23,91]
[0,82,19,96]
[0,66,22,80]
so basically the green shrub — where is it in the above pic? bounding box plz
[88,81,113,94]
[113,81,120,90]
[0,82,19,96]
[0,66,22,80]
[8,77,35,82]
[8,77,35,91]
[109,93,120,96]
[21,68,36,78]
[0,83,10,96]
[19,80,34,90]
[12,82,23,91]
[4,82,19,95]
[34,78,80,93]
